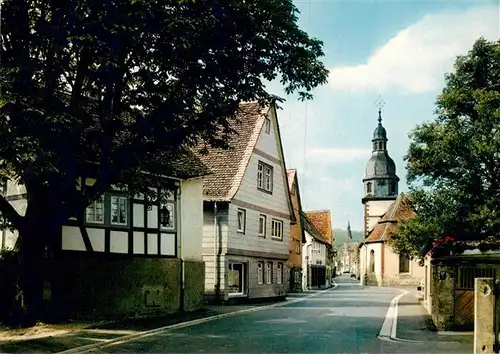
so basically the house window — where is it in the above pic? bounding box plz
[399,254,410,273]
[228,263,245,295]
[257,262,264,284]
[313,242,320,252]
[277,263,283,284]
[160,202,176,230]
[86,195,105,224]
[295,240,301,254]
[271,219,283,240]
[264,118,271,134]
[258,214,266,237]
[257,161,273,193]
[366,182,372,194]
[266,262,272,284]
[110,195,128,225]
[237,209,246,233]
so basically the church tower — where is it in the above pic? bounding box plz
[362,109,400,236]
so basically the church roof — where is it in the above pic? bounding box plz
[365,193,415,243]
[364,152,398,180]
[373,123,387,140]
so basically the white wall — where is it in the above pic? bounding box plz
[301,231,327,290]
[180,178,203,261]
[359,242,383,285]
[365,199,394,235]
[201,203,229,293]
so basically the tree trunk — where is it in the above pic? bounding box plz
[16,223,48,327]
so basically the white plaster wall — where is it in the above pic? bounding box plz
[5,180,26,196]
[383,245,425,283]
[180,178,203,261]
[201,204,229,294]
[359,242,383,284]
[301,231,327,289]
[365,199,395,234]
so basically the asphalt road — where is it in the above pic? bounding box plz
[92,277,471,353]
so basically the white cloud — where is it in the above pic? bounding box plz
[307,147,371,164]
[329,5,500,94]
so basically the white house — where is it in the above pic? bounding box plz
[197,101,295,301]
[302,212,331,290]
[0,150,211,316]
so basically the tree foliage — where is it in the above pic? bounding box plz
[0,0,328,323]
[391,38,500,260]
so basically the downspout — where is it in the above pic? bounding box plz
[306,243,312,289]
[381,242,385,286]
[178,186,184,312]
[213,202,221,302]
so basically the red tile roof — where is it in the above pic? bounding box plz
[196,102,268,201]
[304,210,333,245]
[365,193,415,243]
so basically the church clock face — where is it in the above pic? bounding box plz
[377,180,386,186]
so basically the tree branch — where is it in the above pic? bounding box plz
[0,194,23,230]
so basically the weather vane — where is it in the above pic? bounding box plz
[374,96,385,123]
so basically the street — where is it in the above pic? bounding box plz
[81,276,470,354]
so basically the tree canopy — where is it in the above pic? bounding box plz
[0,0,328,323]
[391,38,500,260]
[0,0,328,232]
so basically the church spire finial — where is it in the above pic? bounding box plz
[375,96,385,125]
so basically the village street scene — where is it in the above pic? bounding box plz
[0,0,499,353]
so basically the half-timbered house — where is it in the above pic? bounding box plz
[1,150,210,318]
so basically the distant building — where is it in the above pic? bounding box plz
[342,222,359,275]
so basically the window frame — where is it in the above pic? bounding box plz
[110,195,128,226]
[86,193,130,228]
[237,208,246,234]
[295,240,301,254]
[399,254,410,274]
[258,214,267,237]
[257,262,264,285]
[277,263,283,284]
[257,161,273,193]
[264,118,271,134]
[266,262,272,284]
[271,219,283,240]
[85,194,106,225]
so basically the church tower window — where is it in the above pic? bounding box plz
[366,182,372,194]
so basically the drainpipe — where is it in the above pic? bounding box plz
[213,202,221,302]
[177,186,184,312]
[306,244,312,289]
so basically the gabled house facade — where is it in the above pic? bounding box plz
[198,102,295,302]
[0,152,210,317]
[286,169,306,292]
[302,211,332,290]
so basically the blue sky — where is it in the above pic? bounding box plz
[267,0,500,231]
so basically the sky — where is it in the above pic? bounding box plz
[266,0,500,232]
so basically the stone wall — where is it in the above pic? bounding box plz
[183,260,206,312]
[51,253,205,319]
[430,264,455,331]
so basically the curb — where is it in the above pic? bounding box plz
[378,289,429,344]
[58,283,338,353]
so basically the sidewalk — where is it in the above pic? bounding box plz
[0,294,309,353]
[395,289,473,353]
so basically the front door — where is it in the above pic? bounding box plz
[228,262,245,295]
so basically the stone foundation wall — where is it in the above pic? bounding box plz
[51,253,205,319]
